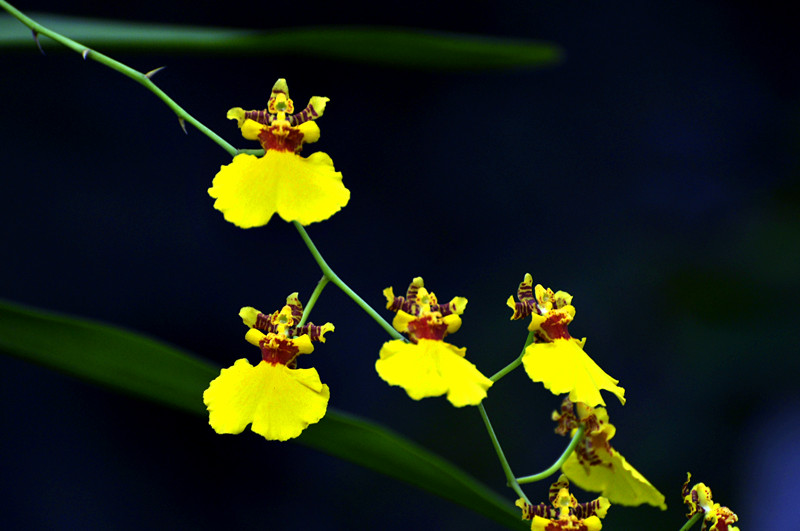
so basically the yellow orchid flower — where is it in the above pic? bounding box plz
[203,293,333,441]
[516,474,610,531]
[553,399,666,510]
[209,79,350,228]
[376,277,492,407]
[508,273,625,407]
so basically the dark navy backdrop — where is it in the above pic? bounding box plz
[2,1,798,529]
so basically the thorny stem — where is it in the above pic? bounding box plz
[678,512,704,531]
[478,403,530,505]
[516,424,585,484]
[293,222,404,341]
[298,276,329,327]
[0,0,237,157]
[2,2,587,510]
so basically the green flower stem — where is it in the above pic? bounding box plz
[678,512,704,531]
[490,330,535,382]
[0,0,237,158]
[478,402,530,505]
[293,222,404,341]
[238,149,266,156]
[516,424,585,484]
[299,275,330,327]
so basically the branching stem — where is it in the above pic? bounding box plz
[478,403,530,505]
[516,424,585,484]
[299,276,329,327]
[490,330,535,382]
[293,222,404,341]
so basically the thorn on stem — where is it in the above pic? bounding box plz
[82,49,90,60]
[178,117,188,135]
[32,30,45,55]
[145,66,166,79]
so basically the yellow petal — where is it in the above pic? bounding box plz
[240,119,265,140]
[226,107,246,126]
[239,306,260,328]
[208,151,350,228]
[530,516,552,531]
[442,313,463,335]
[375,339,492,407]
[308,96,329,117]
[521,339,625,407]
[297,120,320,144]
[203,359,329,441]
[562,448,666,510]
[391,310,416,333]
[583,515,604,531]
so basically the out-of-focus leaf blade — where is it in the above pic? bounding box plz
[0,13,561,70]
[0,298,216,413]
[0,299,525,529]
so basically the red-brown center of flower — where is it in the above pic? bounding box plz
[258,123,305,154]
[539,311,573,341]
[259,335,300,366]
[406,314,449,342]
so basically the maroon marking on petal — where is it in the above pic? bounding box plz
[289,102,320,126]
[286,298,304,323]
[245,109,275,125]
[518,280,534,302]
[540,312,573,341]
[406,315,449,341]
[431,300,462,317]
[254,312,272,331]
[295,323,329,342]
[405,281,421,303]
[519,501,558,521]
[386,295,407,313]
[258,124,306,153]
[430,302,448,315]
[385,295,424,316]
[260,336,301,366]
[510,300,536,320]
[553,398,579,436]
[548,477,570,505]
[573,498,606,519]
[574,424,613,471]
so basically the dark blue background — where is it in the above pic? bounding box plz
[2,1,798,529]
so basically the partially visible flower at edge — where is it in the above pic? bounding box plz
[553,398,666,510]
[203,293,334,441]
[682,473,740,531]
[375,277,492,407]
[508,273,625,407]
[209,78,350,228]
[516,474,610,531]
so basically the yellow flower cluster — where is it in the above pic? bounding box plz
[201,81,673,531]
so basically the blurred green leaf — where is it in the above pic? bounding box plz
[0,299,524,529]
[0,13,561,70]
